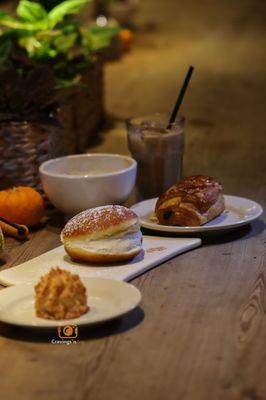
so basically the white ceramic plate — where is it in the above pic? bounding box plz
[131,195,263,233]
[0,277,141,328]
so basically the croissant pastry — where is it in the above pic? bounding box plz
[155,175,225,226]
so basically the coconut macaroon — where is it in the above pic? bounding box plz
[35,267,89,320]
[61,205,143,263]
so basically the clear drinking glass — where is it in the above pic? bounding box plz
[126,113,185,199]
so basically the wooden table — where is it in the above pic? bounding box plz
[0,1,265,399]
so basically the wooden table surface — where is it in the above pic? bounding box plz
[0,1,265,399]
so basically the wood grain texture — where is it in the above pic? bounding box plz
[0,0,265,399]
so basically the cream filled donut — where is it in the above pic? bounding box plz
[61,205,142,263]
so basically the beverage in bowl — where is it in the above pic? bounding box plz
[39,154,137,215]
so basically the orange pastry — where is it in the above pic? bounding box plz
[35,267,89,320]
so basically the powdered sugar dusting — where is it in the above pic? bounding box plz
[62,205,137,237]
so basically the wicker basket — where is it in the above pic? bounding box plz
[0,119,65,192]
[0,62,105,194]
[58,61,105,153]
[74,61,104,152]
[57,103,77,154]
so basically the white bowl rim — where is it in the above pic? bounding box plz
[39,153,137,179]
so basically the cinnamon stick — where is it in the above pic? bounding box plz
[0,217,29,240]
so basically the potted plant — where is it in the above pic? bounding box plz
[0,0,120,156]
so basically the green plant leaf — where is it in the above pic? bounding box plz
[18,36,40,56]
[19,37,58,59]
[0,12,25,29]
[0,11,46,30]
[54,32,78,53]
[48,0,90,28]
[17,1,48,22]
[55,76,78,88]
[86,27,119,52]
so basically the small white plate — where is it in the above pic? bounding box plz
[0,278,141,328]
[131,195,263,233]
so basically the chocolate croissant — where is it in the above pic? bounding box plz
[155,175,225,226]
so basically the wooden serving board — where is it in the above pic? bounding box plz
[0,236,201,286]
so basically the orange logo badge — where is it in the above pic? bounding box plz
[57,325,78,340]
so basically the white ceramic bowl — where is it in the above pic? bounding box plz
[39,154,137,215]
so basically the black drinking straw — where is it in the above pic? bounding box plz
[167,65,194,129]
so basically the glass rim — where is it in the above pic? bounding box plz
[126,113,185,129]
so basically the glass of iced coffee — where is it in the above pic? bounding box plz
[127,113,185,199]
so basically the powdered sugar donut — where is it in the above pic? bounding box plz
[61,205,142,263]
